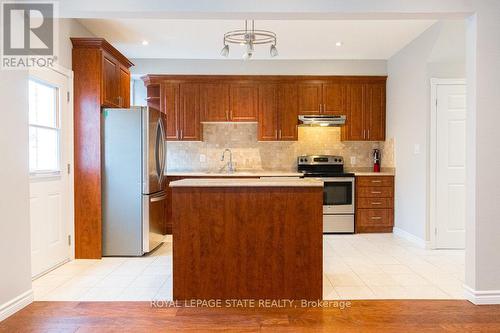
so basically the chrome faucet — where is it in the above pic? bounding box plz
[220,148,235,173]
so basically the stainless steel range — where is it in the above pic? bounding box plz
[298,155,355,233]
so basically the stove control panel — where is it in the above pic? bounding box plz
[297,155,344,165]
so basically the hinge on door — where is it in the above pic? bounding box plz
[435,227,437,236]
[435,98,438,107]
[68,235,71,246]
[67,91,70,103]
[67,163,71,174]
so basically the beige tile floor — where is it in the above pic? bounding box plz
[33,233,465,301]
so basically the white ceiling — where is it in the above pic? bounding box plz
[78,19,436,60]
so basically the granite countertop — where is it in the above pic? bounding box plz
[165,170,303,177]
[166,169,395,177]
[169,178,323,188]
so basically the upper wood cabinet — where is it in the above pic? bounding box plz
[258,83,298,141]
[201,83,230,121]
[230,83,258,121]
[298,82,344,115]
[364,82,386,141]
[298,83,322,114]
[343,81,386,141]
[70,38,133,259]
[101,52,132,108]
[142,75,386,142]
[179,83,202,140]
[323,83,345,115]
[161,83,180,140]
[157,82,202,141]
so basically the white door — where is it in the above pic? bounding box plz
[435,83,466,249]
[29,68,72,278]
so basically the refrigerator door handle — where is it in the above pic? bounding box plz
[159,118,166,183]
[154,120,162,184]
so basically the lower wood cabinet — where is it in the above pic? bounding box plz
[355,176,394,233]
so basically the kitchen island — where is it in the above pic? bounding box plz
[170,178,323,300]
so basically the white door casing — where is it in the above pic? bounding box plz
[430,79,466,249]
[29,66,73,278]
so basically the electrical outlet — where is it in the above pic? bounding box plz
[414,144,421,155]
[199,154,206,163]
[350,156,356,165]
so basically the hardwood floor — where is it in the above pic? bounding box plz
[2,301,500,332]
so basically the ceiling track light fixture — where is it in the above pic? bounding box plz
[220,20,278,59]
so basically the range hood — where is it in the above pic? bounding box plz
[298,115,346,127]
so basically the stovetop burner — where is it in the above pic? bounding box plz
[297,155,353,177]
[301,172,355,178]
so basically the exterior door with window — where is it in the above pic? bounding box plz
[29,69,72,278]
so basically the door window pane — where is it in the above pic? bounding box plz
[29,80,57,127]
[29,79,60,174]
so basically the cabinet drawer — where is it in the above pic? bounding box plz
[356,209,393,227]
[357,187,393,198]
[356,176,394,187]
[357,197,393,209]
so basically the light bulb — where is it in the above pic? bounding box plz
[142,40,149,46]
[270,44,278,57]
[335,41,343,47]
[242,52,252,60]
[220,44,229,57]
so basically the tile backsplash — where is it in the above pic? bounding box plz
[166,123,394,172]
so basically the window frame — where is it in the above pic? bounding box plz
[28,77,62,178]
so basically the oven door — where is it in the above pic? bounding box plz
[322,177,355,214]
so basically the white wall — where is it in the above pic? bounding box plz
[0,70,32,319]
[386,21,465,242]
[467,2,500,296]
[57,18,95,69]
[0,18,94,320]
[130,59,387,76]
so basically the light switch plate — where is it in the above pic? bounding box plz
[199,154,207,163]
[414,144,421,155]
[350,156,356,165]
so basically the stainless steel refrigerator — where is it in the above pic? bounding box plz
[101,106,167,256]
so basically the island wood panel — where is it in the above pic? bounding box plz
[172,186,323,300]
[72,48,103,259]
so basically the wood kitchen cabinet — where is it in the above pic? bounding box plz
[158,82,202,141]
[230,83,258,121]
[201,83,230,121]
[142,75,386,142]
[344,82,386,141]
[201,82,257,122]
[71,37,133,259]
[101,52,131,108]
[258,83,298,141]
[355,176,394,233]
[298,82,344,115]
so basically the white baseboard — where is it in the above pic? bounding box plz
[464,285,500,305]
[0,289,33,322]
[393,227,427,248]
